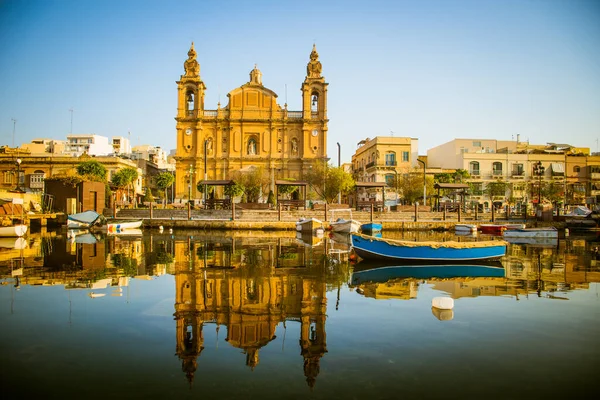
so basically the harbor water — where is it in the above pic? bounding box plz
[1,228,599,399]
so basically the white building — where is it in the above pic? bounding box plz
[131,145,173,171]
[65,134,113,157]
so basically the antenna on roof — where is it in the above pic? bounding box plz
[390,130,394,137]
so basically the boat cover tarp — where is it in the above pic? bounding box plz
[565,206,592,217]
[67,210,102,225]
[352,233,507,249]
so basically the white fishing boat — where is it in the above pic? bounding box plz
[455,224,477,233]
[328,209,361,233]
[296,217,324,234]
[502,226,558,239]
[0,224,27,237]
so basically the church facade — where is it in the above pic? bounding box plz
[174,43,329,200]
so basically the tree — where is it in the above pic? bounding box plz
[76,160,107,181]
[111,167,138,204]
[304,163,355,204]
[484,181,509,198]
[155,172,175,206]
[396,167,435,205]
[196,183,215,197]
[232,167,270,203]
[224,181,245,199]
[542,182,564,208]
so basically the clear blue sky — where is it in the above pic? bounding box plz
[1,0,599,163]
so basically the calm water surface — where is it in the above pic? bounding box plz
[1,229,599,400]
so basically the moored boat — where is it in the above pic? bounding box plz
[455,224,477,232]
[0,224,28,237]
[67,210,106,229]
[361,222,382,234]
[479,223,525,234]
[296,217,323,234]
[502,226,558,239]
[350,233,507,262]
[102,220,143,233]
[330,218,361,233]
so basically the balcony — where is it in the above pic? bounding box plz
[470,170,480,177]
[366,161,375,169]
[385,161,397,167]
[492,170,503,176]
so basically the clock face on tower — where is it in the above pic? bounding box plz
[311,129,318,137]
[185,129,192,136]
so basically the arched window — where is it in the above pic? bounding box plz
[470,161,480,176]
[385,152,396,166]
[311,94,318,112]
[492,162,503,176]
[186,92,194,113]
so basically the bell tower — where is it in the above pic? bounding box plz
[301,44,328,163]
[175,42,206,198]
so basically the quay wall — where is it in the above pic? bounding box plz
[109,208,563,231]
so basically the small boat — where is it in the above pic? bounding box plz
[479,223,525,234]
[296,217,323,234]
[328,209,361,234]
[67,210,106,229]
[455,224,477,233]
[351,263,505,285]
[107,228,143,236]
[361,222,382,234]
[104,220,143,233]
[350,233,507,262]
[502,226,558,239]
[0,224,28,237]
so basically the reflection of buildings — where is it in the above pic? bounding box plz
[173,235,329,388]
[0,234,152,289]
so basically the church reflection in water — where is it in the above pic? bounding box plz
[172,233,339,388]
[1,230,600,388]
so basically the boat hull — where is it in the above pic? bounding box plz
[502,227,558,239]
[105,220,143,233]
[361,222,382,233]
[455,224,477,232]
[331,219,361,233]
[351,233,507,262]
[0,224,28,237]
[296,218,323,234]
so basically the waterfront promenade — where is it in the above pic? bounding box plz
[111,207,556,231]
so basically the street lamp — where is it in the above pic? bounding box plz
[188,164,195,203]
[337,142,341,204]
[533,161,545,207]
[15,158,21,191]
[204,140,208,208]
[417,159,426,207]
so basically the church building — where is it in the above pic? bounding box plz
[174,43,329,200]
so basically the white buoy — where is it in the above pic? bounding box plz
[432,297,454,310]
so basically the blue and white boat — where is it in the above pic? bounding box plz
[351,263,505,285]
[361,222,382,234]
[350,233,507,262]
